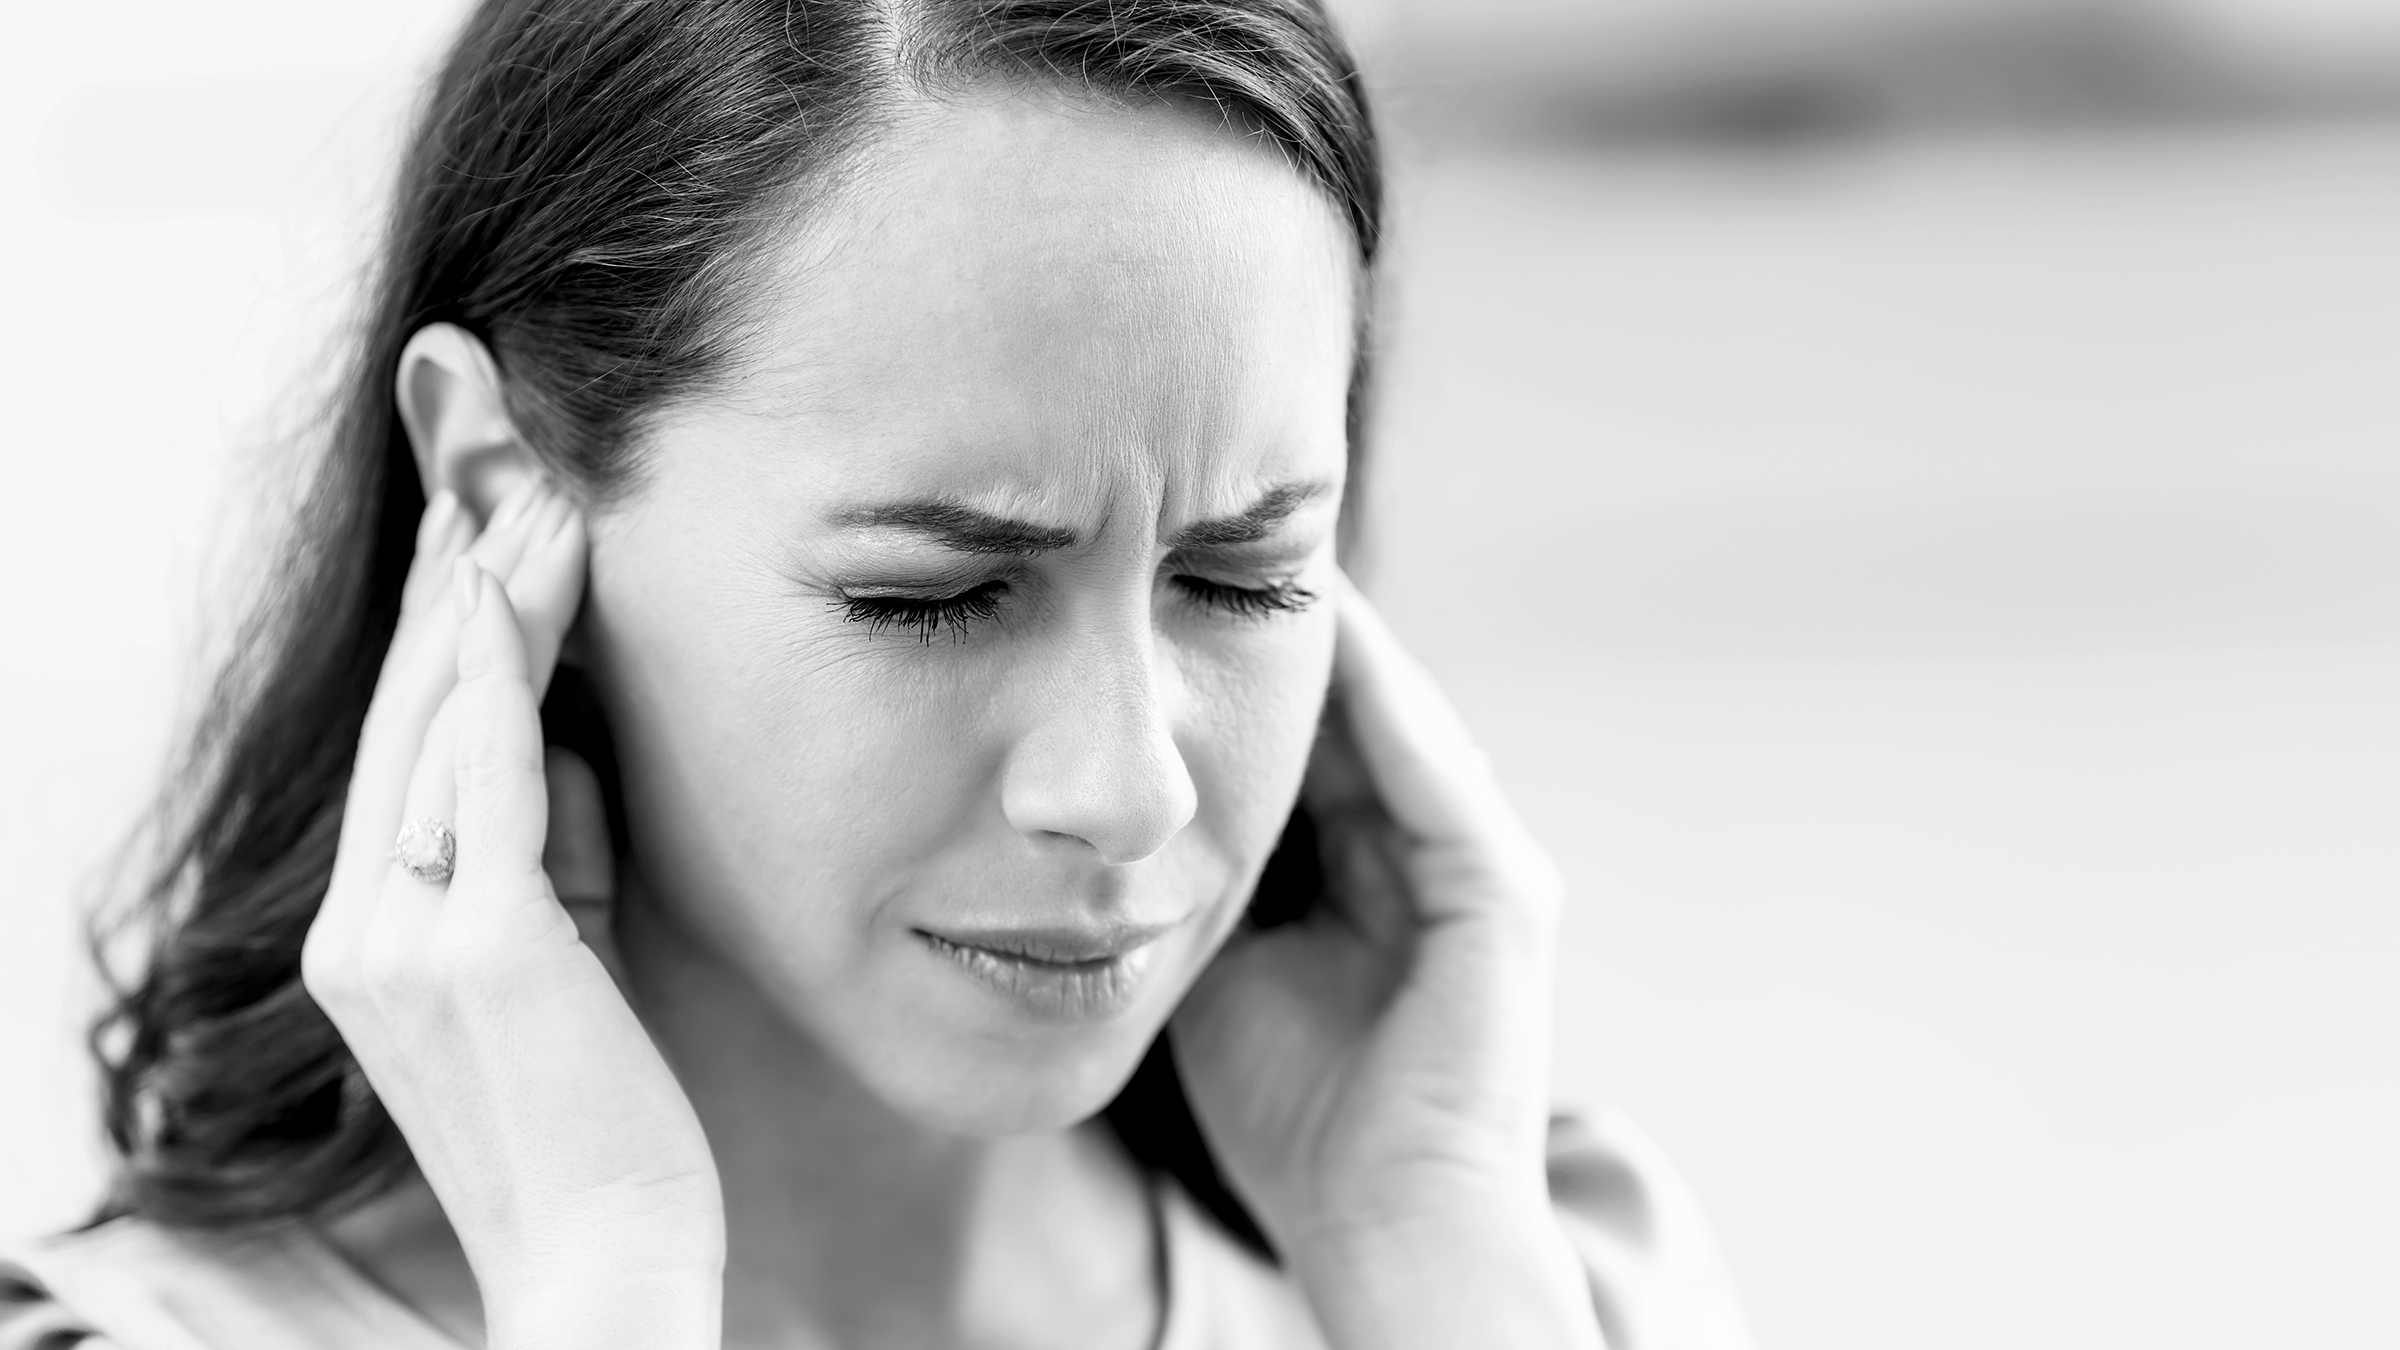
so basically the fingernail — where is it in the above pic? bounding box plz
[454,556,482,617]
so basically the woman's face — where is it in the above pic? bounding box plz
[581,89,1356,1134]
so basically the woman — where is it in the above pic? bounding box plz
[2,1,1755,1347]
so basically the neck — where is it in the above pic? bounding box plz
[617,870,1160,1350]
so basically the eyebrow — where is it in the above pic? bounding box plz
[1169,481,1331,550]
[830,480,1332,555]
[828,501,1079,554]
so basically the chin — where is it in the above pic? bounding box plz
[863,1022,1160,1138]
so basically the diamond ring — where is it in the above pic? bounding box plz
[393,819,457,885]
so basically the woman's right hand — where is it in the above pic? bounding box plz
[301,482,723,1350]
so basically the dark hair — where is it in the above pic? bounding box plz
[89,0,1380,1255]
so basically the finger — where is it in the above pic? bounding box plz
[326,503,483,916]
[397,491,473,622]
[449,563,552,902]
[315,497,471,983]
[1327,571,1518,849]
[377,692,463,939]
[388,479,539,673]
[330,481,559,909]
[503,501,586,701]
[461,477,552,582]
[362,565,577,946]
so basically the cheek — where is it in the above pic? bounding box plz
[581,501,1334,1130]
[581,521,996,993]
[1173,607,1338,887]
[593,546,1329,930]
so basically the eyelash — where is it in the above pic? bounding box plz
[835,575,1316,643]
[838,581,1007,644]
[1171,575,1318,619]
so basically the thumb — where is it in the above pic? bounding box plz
[542,747,625,986]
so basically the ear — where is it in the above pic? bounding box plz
[395,323,543,524]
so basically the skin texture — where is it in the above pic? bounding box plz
[588,88,1354,1138]
[307,88,1602,1350]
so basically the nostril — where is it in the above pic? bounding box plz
[1000,713,1196,866]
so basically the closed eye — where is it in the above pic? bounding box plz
[1171,574,1317,619]
[837,580,1008,643]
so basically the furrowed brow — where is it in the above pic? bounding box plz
[1170,481,1332,550]
[830,501,1079,554]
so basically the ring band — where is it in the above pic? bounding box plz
[394,819,457,885]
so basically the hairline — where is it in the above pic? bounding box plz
[622,70,1372,498]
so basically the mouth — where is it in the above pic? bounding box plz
[912,923,1173,1020]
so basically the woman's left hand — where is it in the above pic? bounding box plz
[1173,573,1602,1350]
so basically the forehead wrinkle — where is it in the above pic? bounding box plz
[670,88,1353,561]
[828,499,1080,552]
[836,470,1152,553]
[1167,479,1333,550]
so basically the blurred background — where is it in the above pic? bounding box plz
[3,2,2395,1347]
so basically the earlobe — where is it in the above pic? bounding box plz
[395,323,543,523]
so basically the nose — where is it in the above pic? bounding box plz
[999,619,1198,866]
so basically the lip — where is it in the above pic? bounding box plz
[913,923,1173,1021]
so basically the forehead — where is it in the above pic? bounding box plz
[670,87,1357,527]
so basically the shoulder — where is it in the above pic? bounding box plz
[0,1217,462,1350]
[1547,1106,1763,1350]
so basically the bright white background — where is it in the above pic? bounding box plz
[4,3,2396,1349]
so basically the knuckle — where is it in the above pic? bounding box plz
[453,647,525,700]
[355,933,493,1039]
[453,737,542,799]
[455,618,526,683]
[454,641,502,682]
[451,702,541,786]
[299,933,358,1009]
